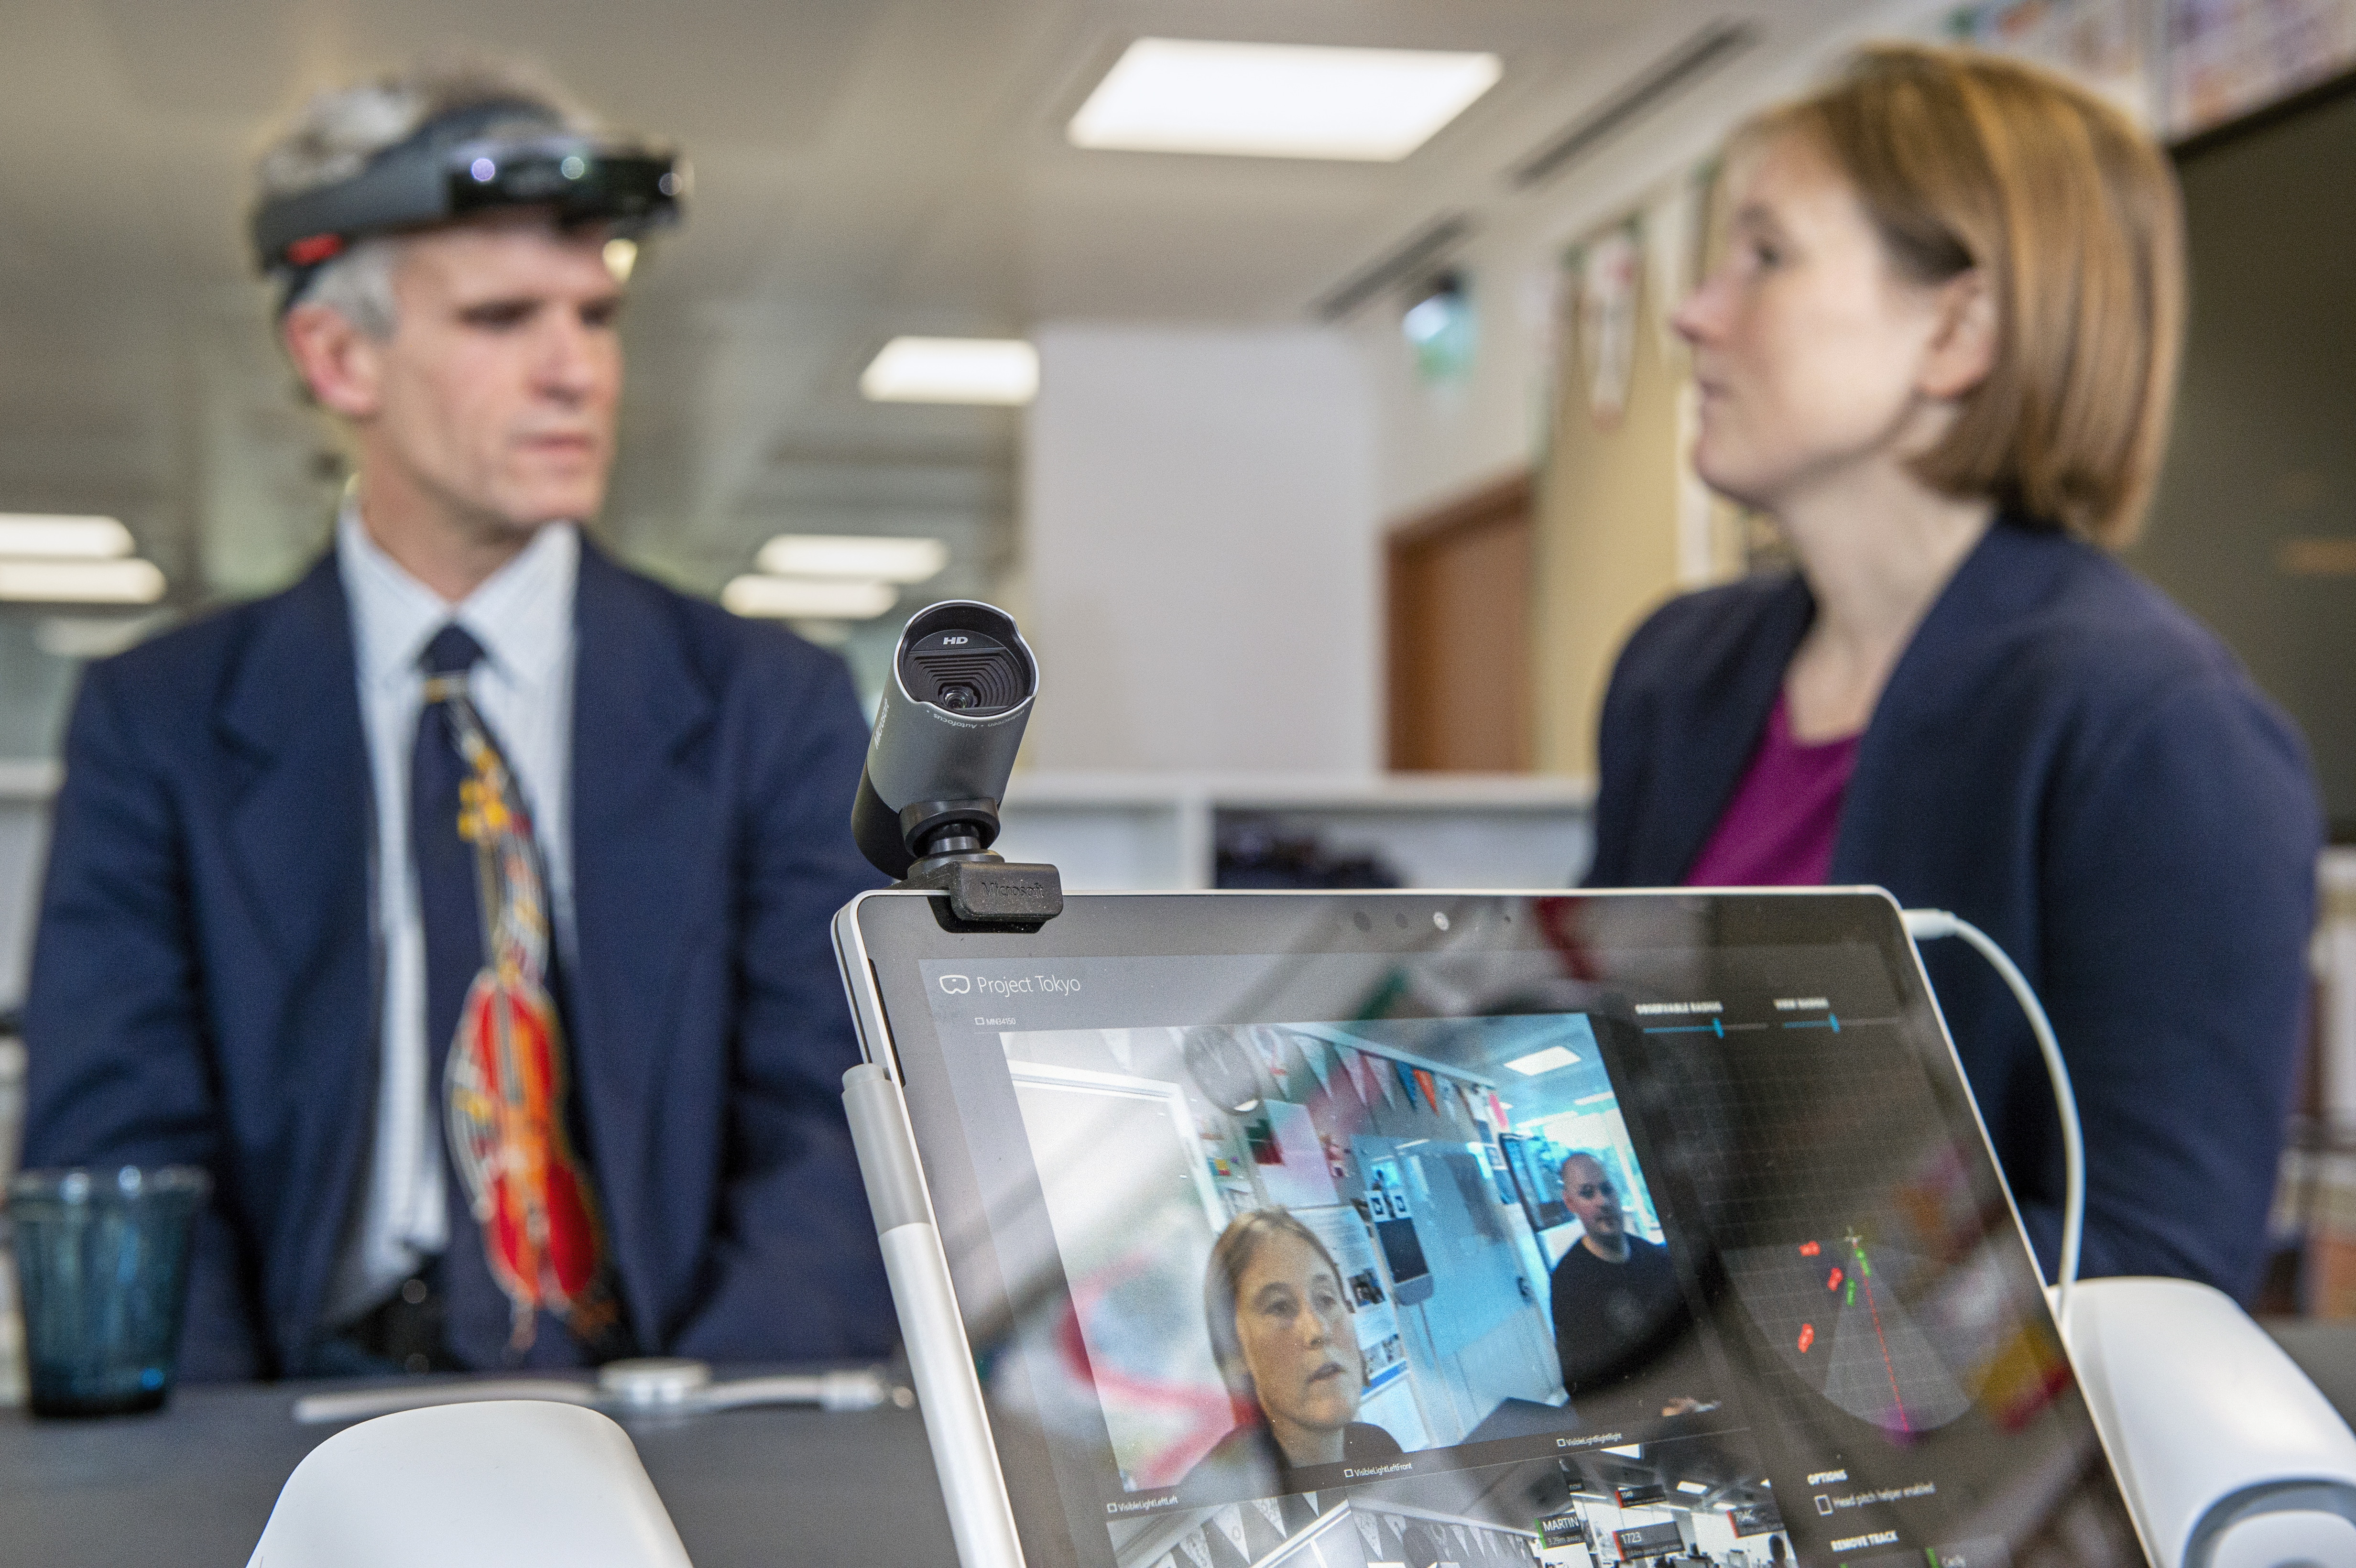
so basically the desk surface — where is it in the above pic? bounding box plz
[6,1327,2356,1566]
[0,1371,960,1567]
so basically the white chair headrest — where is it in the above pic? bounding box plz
[246,1400,694,1568]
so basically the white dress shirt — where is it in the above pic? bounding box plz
[327,503,580,1324]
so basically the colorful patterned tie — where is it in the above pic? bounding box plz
[414,624,619,1355]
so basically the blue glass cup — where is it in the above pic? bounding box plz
[6,1165,210,1417]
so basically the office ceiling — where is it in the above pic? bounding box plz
[0,0,1863,708]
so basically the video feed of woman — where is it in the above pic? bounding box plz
[993,1013,1745,1508]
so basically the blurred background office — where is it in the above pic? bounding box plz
[0,0,2351,1376]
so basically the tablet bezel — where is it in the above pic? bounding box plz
[839,885,2149,1568]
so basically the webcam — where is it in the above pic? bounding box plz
[852,601,1062,926]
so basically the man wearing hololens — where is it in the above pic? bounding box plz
[20,58,890,1378]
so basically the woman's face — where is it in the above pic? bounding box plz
[1232,1232,1363,1445]
[1671,132,1982,515]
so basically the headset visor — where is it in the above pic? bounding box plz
[252,129,686,282]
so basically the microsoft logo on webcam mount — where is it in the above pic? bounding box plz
[938,975,972,994]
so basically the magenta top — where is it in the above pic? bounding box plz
[1682,692,1860,886]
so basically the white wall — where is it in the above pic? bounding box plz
[1021,325,1380,775]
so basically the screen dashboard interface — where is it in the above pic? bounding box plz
[866,892,2145,1568]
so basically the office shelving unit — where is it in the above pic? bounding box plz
[994,772,1595,892]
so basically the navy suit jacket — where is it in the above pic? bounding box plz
[22,542,893,1378]
[1588,522,2322,1298]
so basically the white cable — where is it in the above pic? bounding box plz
[693,1369,899,1412]
[1902,907,2084,1335]
[290,1364,904,1425]
[292,1378,600,1424]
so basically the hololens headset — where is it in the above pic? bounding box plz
[249,98,687,312]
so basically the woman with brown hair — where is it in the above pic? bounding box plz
[1179,1209,1401,1497]
[1587,45,2321,1296]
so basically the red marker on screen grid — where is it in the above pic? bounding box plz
[1828,1266,1844,1291]
[1799,1241,1821,1256]
[1798,1323,1815,1353]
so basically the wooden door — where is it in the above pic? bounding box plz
[1386,473,1534,772]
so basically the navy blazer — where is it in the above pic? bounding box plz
[1588,522,2322,1298]
[22,542,893,1377]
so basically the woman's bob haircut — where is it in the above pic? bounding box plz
[1201,1208,1350,1399]
[1737,44,2185,548]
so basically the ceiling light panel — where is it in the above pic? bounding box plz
[0,514,134,558]
[720,575,899,621]
[0,558,164,603]
[1505,1045,1581,1076]
[1069,39,1502,161]
[860,338,1038,405]
[757,535,948,583]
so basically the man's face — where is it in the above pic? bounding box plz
[367,217,622,537]
[1561,1156,1624,1242]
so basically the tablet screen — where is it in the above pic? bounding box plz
[858,890,2145,1568]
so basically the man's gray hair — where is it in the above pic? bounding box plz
[257,53,592,337]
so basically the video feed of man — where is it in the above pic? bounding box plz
[993,1012,1744,1512]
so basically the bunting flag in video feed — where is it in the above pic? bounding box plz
[1440,1079,1469,1127]
[1246,1033,1287,1099]
[1213,1505,1249,1560]
[1284,1036,1318,1102]
[1332,1044,1359,1101]
[1299,1037,1331,1095]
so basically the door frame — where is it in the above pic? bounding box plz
[1385,469,1536,772]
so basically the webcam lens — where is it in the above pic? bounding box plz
[939,683,980,711]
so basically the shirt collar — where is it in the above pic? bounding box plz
[336,497,578,694]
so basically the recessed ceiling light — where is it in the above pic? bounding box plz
[860,338,1038,405]
[1505,1045,1581,1076]
[1676,1480,1709,1495]
[1069,38,1502,161]
[0,558,164,603]
[757,535,948,583]
[720,575,899,621]
[0,514,134,558]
